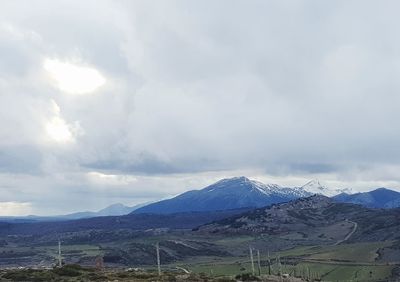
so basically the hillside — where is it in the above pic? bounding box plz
[198,195,400,243]
[0,194,399,280]
[0,208,252,236]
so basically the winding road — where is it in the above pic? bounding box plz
[334,220,357,246]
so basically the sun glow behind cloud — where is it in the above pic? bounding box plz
[87,172,138,186]
[44,100,82,143]
[46,116,74,143]
[0,202,32,216]
[44,58,106,94]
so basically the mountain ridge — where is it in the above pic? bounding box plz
[134,176,312,214]
[0,202,148,223]
[135,177,400,214]
[333,187,400,208]
[300,179,353,196]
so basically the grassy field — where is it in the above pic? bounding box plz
[179,259,394,281]
[0,233,398,281]
[168,239,398,281]
[214,235,255,246]
[307,241,394,262]
[43,244,102,257]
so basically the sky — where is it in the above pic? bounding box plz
[1,0,400,215]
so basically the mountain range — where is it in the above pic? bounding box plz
[2,177,400,221]
[0,202,147,223]
[300,179,353,196]
[59,202,147,219]
[134,176,311,214]
[135,177,400,214]
[333,188,400,208]
[2,194,399,245]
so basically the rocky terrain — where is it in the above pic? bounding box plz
[198,195,400,243]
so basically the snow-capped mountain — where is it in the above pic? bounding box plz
[300,179,353,197]
[204,177,311,198]
[134,176,312,214]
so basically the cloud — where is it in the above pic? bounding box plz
[1,0,400,214]
[44,58,106,94]
[0,146,43,175]
[87,171,137,186]
[45,100,83,144]
[0,202,32,216]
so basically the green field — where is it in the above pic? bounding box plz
[177,259,394,281]
[0,233,398,281]
[166,239,398,281]
[307,241,394,262]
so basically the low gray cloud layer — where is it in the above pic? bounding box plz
[1,0,400,214]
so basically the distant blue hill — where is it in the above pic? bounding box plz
[59,202,147,219]
[333,188,400,208]
[0,203,147,223]
[134,176,311,214]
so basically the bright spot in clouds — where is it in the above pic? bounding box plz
[44,58,106,94]
[46,116,74,143]
[0,202,32,216]
[87,172,138,186]
[45,100,82,143]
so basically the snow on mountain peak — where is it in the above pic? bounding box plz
[300,179,333,196]
[206,177,279,195]
[300,179,353,197]
[203,176,357,199]
[206,176,314,199]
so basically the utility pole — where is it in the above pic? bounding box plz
[156,242,161,276]
[277,254,281,276]
[249,246,255,275]
[267,250,271,275]
[58,239,62,267]
[257,250,261,276]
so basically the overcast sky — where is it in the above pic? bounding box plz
[1,0,400,215]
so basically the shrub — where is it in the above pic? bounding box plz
[235,273,260,281]
[3,270,55,282]
[52,265,83,277]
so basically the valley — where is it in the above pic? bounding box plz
[3,1,400,280]
[0,231,397,281]
[0,193,399,281]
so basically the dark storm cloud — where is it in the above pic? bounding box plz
[0,146,43,174]
[82,152,223,175]
[286,163,339,174]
